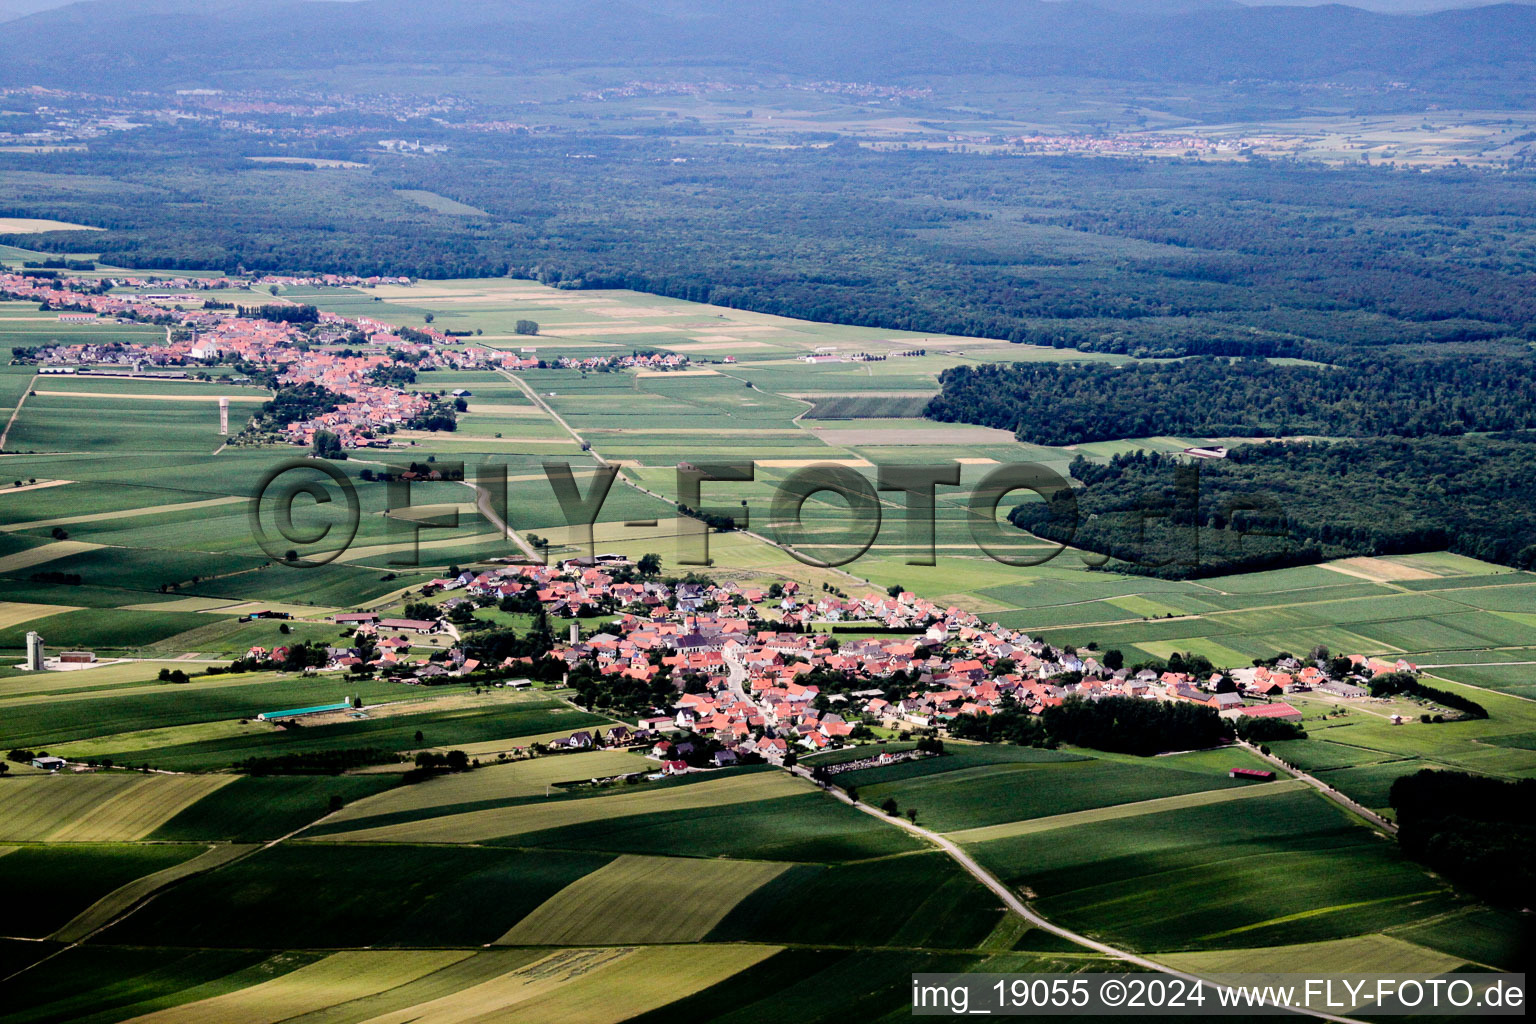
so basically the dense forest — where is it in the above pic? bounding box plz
[1009,437,1536,578]
[926,358,1536,446]
[1390,770,1535,908]
[3,130,1535,366]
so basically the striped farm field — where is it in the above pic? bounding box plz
[0,772,235,841]
[5,843,212,939]
[947,778,1309,844]
[323,750,653,828]
[0,495,246,534]
[356,945,781,1024]
[52,843,255,942]
[119,949,472,1024]
[1159,934,1465,977]
[497,855,791,945]
[0,539,102,573]
[323,770,808,845]
[0,601,76,629]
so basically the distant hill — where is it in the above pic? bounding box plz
[0,0,1532,88]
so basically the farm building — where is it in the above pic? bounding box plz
[1209,691,1245,712]
[256,700,353,722]
[1237,702,1303,723]
[58,650,97,665]
[1318,680,1368,698]
[378,618,440,633]
[1229,768,1275,781]
[31,756,66,771]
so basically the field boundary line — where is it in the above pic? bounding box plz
[794,764,1369,1024]
[0,789,356,985]
[944,778,1308,844]
[0,372,37,450]
[49,842,256,942]
[1237,740,1397,835]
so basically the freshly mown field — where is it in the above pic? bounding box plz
[0,773,234,841]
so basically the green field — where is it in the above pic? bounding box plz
[844,747,1253,833]
[148,774,403,842]
[0,266,1529,1012]
[0,948,307,1024]
[706,850,1004,949]
[483,790,925,862]
[497,854,791,945]
[318,770,809,845]
[969,788,1458,955]
[106,843,616,948]
[0,674,421,748]
[3,843,210,939]
[0,773,234,841]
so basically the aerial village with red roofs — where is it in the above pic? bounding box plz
[1,268,689,450]
[0,267,1432,775]
[280,552,1427,774]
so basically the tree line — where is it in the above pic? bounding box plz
[1010,436,1536,578]
[949,695,1231,756]
[926,357,1536,447]
[1390,770,1534,909]
[6,131,1535,366]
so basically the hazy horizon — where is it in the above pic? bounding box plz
[1,0,1532,24]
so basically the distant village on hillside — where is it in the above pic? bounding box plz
[1,268,691,450]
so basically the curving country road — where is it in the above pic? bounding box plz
[790,765,1368,1023]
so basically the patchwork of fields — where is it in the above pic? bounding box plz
[1,266,1532,1016]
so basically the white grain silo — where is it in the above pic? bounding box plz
[24,630,44,671]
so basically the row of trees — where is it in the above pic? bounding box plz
[949,695,1231,756]
[1369,672,1488,719]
